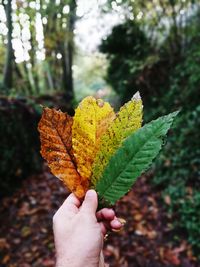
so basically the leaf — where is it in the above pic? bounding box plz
[72,96,115,181]
[96,111,179,205]
[91,92,143,186]
[38,107,87,198]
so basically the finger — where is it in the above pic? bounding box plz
[110,217,123,230]
[60,193,81,214]
[99,222,107,236]
[100,217,122,232]
[99,251,105,267]
[81,190,98,214]
[64,193,81,208]
[96,208,115,221]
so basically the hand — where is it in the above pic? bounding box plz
[53,190,122,267]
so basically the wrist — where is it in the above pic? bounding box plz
[56,256,99,267]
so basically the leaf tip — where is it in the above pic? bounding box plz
[96,98,105,108]
[132,91,141,101]
[173,109,180,116]
[167,110,180,122]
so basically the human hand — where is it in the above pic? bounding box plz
[53,190,122,267]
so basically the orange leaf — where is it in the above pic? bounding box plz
[38,108,88,198]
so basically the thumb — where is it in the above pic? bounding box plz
[81,190,98,214]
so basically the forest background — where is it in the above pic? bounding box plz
[0,0,200,266]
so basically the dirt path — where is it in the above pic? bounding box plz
[0,169,198,267]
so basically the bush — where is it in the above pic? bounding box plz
[0,97,42,196]
[153,42,200,255]
[154,106,200,255]
[154,107,200,187]
[100,20,152,104]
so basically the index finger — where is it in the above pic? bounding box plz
[60,193,81,214]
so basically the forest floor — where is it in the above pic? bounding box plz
[0,166,199,267]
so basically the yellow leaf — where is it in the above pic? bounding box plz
[72,96,115,181]
[38,108,88,198]
[91,92,143,186]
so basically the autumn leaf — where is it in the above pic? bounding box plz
[38,95,178,205]
[91,92,143,186]
[72,96,115,182]
[38,107,87,198]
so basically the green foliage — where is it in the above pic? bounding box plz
[101,4,200,257]
[163,184,200,256]
[154,107,200,186]
[96,111,178,205]
[0,98,42,196]
[177,190,200,254]
[154,106,200,254]
[100,20,151,103]
[152,19,200,255]
[153,20,200,185]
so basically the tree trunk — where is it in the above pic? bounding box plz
[169,0,181,57]
[43,61,54,91]
[3,0,14,90]
[30,32,40,95]
[62,0,77,104]
[61,42,74,102]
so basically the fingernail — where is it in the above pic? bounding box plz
[86,189,96,198]
[118,217,126,226]
[112,228,122,233]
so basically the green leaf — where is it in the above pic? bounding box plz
[96,111,179,205]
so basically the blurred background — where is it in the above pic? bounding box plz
[0,0,200,266]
